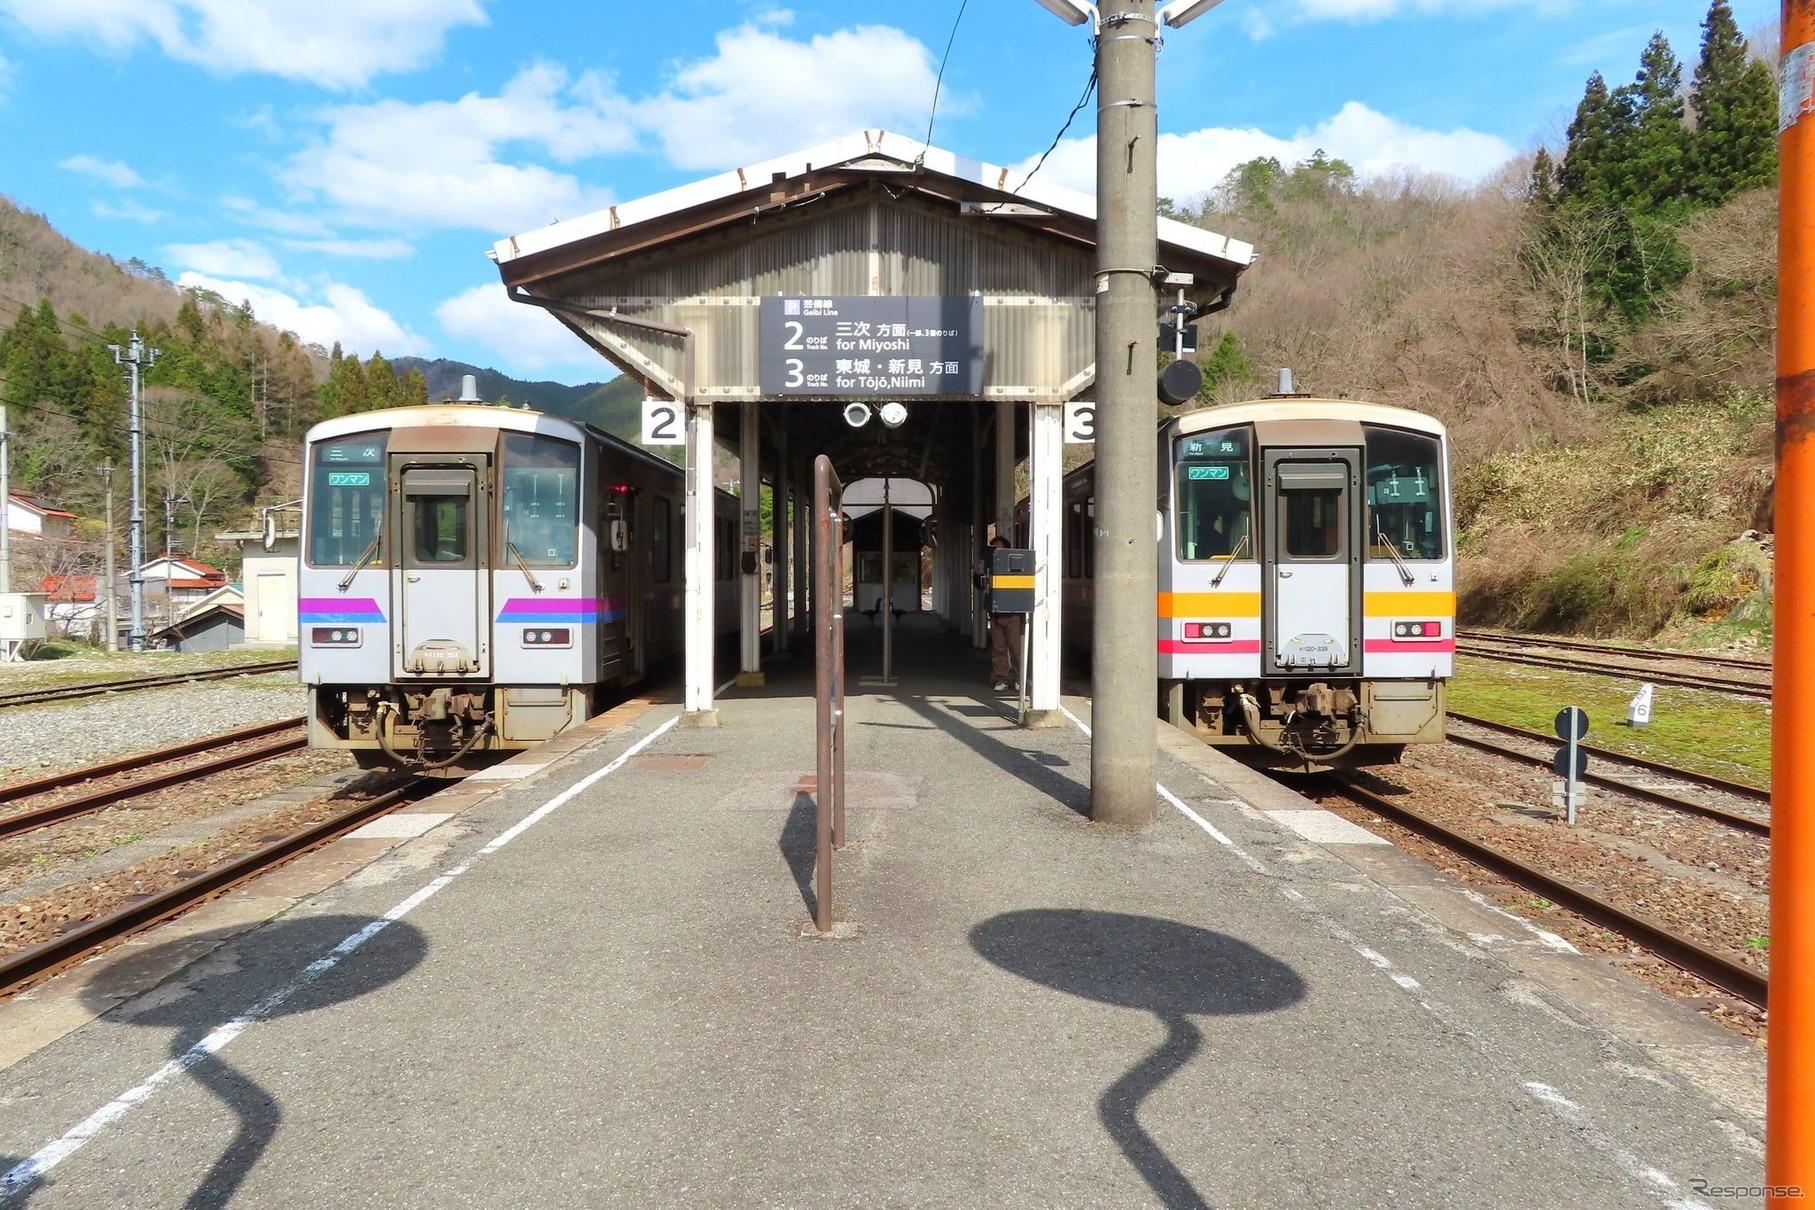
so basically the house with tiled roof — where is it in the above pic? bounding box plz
[138,555,229,611]
[4,493,77,540]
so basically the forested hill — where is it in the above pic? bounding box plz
[390,357,643,439]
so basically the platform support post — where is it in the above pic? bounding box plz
[1772,2,1815,1193]
[775,415,790,655]
[738,401,764,686]
[1027,402,1064,725]
[971,407,986,649]
[683,400,717,724]
[1089,0,1159,826]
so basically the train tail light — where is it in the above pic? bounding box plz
[521,628,572,647]
[1392,620,1444,638]
[1183,622,1232,640]
[311,627,362,646]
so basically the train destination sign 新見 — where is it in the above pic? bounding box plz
[758,296,983,397]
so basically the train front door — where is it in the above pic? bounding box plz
[1262,448,1362,677]
[392,459,491,678]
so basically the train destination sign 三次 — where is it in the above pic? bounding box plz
[758,296,983,397]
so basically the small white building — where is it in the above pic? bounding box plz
[216,526,299,646]
[4,493,77,540]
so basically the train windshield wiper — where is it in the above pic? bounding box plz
[1374,522,1416,586]
[337,537,381,591]
[1210,531,1249,588]
[506,537,545,593]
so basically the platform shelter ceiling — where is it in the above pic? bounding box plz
[489,130,1255,487]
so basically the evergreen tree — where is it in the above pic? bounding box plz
[1610,32,1689,211]
[1558,73,1624,205]
[366,351,400,410]
[320,352,370,418]
[401,368,430,406]
[1687,0,1779,203]
[1528,148,1559,210]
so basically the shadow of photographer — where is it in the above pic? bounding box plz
[971,908,1306,1210]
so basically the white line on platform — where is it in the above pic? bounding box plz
[1,711,683,1199]
[1521,1082,1714,1210]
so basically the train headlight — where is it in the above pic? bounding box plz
[1392,621,1444,639]
[310,627,362,647]
[521,628,572,647]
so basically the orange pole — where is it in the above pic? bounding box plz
[1774,1,1815,1199]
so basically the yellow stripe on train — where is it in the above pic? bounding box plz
[1363,591,1456,615]
[1158,592,1262,618]
[992,574,1037,590]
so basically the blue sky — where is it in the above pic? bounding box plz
[0,0,1779,386]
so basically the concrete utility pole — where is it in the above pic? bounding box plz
[0,403,11,595]
[1089,0,1161,825]
[1772,0,1815,1191]
[100,461,117,653]
[110,331,159,652]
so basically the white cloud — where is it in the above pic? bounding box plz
[0,0,486,89]
[165,238,283,280]
[280,63,632,232]
[1252,0,1567,25]
[279,237,414,259]
[92,199,170,223]
[1026,101,1518,201]
[59,154,144,188]
[220,196,331,237]
[178,271,420,355]
[435,282,599,373]
[637,23,942,171]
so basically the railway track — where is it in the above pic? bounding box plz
[1445,711,1769,837]
[1456,637,1771,700]
[0,660,298,710]
[0,718,309,841]
[0,779,432,998]
[1320,775,1767,1009]
[1456,629,1770,674]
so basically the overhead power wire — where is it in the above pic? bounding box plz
[922,0,971,152]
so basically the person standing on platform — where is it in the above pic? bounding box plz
[980,535,1023,692]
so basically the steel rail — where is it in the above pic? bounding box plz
[1456,629,1772,673]
[1445,715,1770,837]
[0,726,310,841]
[0,717,306,807]
[1327,776,1767,1008]
[1457,642,1772,700]
[1448,711,1769,802]
[0,780,430,998]
[0,660,298,709]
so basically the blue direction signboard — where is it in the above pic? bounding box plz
[758,296,983,397]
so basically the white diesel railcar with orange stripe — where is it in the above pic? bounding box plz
[298,397,736,774]
[1059,396,1453,768]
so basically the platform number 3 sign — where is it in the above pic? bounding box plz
[1063,399,1096,445]
[641,397,684,446]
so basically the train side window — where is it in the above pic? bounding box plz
[652,496,673,582]
[1363,426,1445,560]
[1174,426,1253,561]
[306,431,388,567]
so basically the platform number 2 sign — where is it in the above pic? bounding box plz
[1063,399,1096,445]
[641,397,684,446]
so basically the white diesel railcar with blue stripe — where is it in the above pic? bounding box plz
[298,398,736,772]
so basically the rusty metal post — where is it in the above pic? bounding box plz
[832,502,847,850]
[812,455,845,933]
[1774,4,1815,1193]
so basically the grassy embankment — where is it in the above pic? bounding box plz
[1449,659,1770,790]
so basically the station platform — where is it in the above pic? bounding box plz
[0,619,1768,1208]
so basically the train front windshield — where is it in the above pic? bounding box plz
[1363,426,1444,560]
[1175,427,1253,560]
[308,432,389,566]
[502,432,580,567]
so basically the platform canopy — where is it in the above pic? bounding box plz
[489,129,1254,481]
